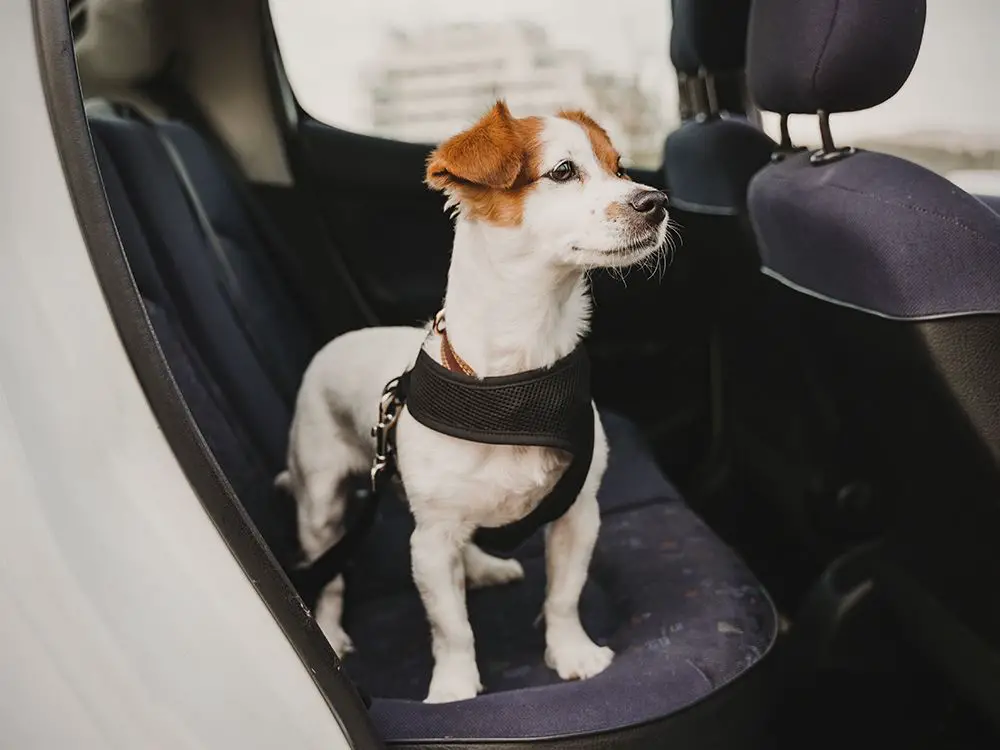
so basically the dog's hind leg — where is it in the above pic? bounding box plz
[290,416,368,657]
[463,543,524,589]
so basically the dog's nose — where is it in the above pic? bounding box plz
[629,190,668,223]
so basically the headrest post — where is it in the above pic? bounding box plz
[700,67,720,117]
[677,73,693,121]
[809,110,857,166]
[778,114,792,150]
[817,110,836,153]
[770,113,807,163]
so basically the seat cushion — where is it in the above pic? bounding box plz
[342,412,778,742]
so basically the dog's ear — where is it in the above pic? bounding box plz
[426,101,525,192]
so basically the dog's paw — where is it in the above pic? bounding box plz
[545,637,614,681]
[467,554,525,590]
[321,624,356,657]
[425,662,483,704]
[316,613,355,656]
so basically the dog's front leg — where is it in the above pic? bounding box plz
[411,523,483,703]
[543,486,614,681]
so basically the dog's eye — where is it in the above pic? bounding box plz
[547,160,577,182]
[615,160,625,178]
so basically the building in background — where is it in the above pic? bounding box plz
[366,21,667,167]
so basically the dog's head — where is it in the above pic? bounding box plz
[426,101,669,270]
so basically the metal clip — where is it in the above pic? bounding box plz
[370,377,403,490]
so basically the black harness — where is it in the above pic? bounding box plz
[290,344,594,607]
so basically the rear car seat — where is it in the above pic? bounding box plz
[746,0,1000,728]
[85,102,780,747]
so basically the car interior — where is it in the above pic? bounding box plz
[52,0,1000,746]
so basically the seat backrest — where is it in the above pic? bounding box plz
[87,106,314,566]
[746,0,1000,726]
[89,109,316,469]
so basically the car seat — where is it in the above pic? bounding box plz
[85,96,780,747]
[746,0,1000,729]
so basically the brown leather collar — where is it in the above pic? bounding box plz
[433,310,476,377]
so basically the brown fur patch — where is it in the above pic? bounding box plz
[557,109,625,178]
[604,201,629,221]
[425,101,543,226]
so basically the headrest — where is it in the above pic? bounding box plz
[670,0,753,74]
[75,0,174,91]
[747,0,926,114]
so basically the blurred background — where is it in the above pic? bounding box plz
[270,0,1000,191]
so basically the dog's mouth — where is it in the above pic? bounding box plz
[573,233,663,266]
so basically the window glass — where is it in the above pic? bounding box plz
[760,0,1000,194]
[269,0,678,169]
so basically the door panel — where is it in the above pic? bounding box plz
[296,117,450,326]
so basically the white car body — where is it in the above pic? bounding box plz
[0,2,357,747]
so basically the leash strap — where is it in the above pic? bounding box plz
[289,374,409,607]
[295,345,593,605]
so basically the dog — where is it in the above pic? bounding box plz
[280,101,670,704]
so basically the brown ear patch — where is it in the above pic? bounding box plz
[557,109,624,178]
[426,100,543,226]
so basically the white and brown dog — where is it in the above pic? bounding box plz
[281,101,670,703]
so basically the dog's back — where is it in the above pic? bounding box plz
[282,325,426,560]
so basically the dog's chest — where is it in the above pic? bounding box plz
[397,415,571,528]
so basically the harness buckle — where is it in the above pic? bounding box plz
[370,377,404,491]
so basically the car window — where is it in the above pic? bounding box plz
[761,0,1000,194]
[268,0,678,169]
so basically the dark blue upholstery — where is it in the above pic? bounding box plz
[345,412,776,742]
[670,0,752,74]
[747,0,926,114]
[89,114,312,472]
[88,107,777,743]
[745,0,1000,320]
[744,0,1000,727]
[91,127,303,566]
[666,117,776,215]
[749,150,1000,319]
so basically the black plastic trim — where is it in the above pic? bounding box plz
[31,3,384,748]
[881,558,1000,731]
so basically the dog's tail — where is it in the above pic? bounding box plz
[274,470,292,492]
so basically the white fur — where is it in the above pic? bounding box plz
[283,114,668,702]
